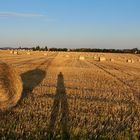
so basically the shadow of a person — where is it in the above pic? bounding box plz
[21,69,46,98]
[48,72,70,139]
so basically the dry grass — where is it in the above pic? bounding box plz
[0,62,22,110]
[0,50,140,139]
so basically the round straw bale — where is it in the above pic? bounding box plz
[44,53,47,56]
[99,57,106,61]
[13,51,19,55]
[126,59,134,63]
[65,55,69,58]
[79,56,85,60]
[27,52,31,55]
[110,58,114,62]
[127,59,132,63]
[0,62,22,110]
[10,50,14,54]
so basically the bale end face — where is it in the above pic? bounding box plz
[0,62,23,111]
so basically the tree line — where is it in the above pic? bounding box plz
[70,48,140,54]
[30,46,140,54]
[1,46,139,54]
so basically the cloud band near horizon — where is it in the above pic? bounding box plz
[0,12,44,17]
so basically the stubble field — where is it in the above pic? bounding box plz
[0,50,140,139]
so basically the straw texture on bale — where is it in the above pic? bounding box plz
[0,62,22,110]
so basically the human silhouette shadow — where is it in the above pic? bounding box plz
[21,69,46,98]
[48,72,70,139]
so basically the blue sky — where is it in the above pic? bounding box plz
[0,0,140,49]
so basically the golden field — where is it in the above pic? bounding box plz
[0,50,140,139]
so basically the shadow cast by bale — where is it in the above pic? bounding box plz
[21,69,46,98]
[48,72,70,139]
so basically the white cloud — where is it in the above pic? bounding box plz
[0,12,44,17]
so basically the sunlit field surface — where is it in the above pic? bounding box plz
[0,50,140,139]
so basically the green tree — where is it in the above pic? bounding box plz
[45,46,48,51]
[36,46,40,51]
[131,48,138,53]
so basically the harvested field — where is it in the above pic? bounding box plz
[0,50,140,139]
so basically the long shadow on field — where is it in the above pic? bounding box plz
[21,69,46,98]
[48,72,70,139]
